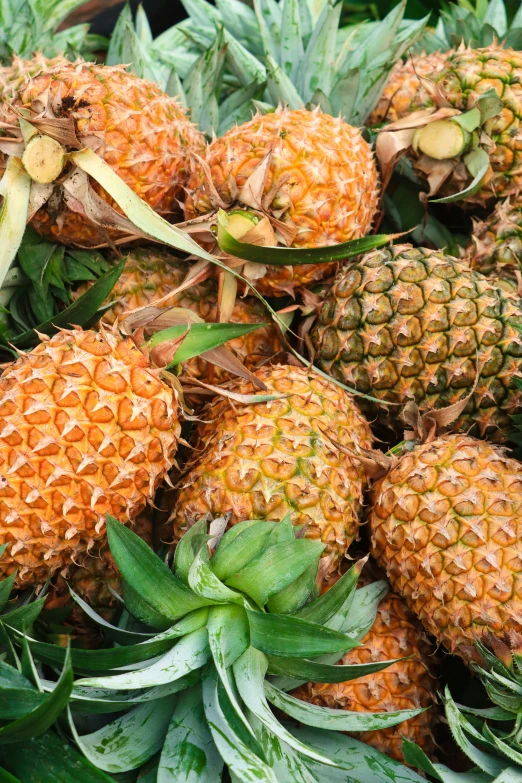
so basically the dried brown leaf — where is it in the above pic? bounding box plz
[238,151,273,210]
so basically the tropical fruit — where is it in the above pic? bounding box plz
[367,51,450,126]
[466,198,522,292]
[73,247,281,379]
[311,243,522,441]
[0,326,180,586]
[184,107,380,296]
[1,61,206,246]
[293,574,437,762]
[173,364,373,580]
[383,45,522,206]
[370,432,522,657]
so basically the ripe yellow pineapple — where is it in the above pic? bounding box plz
[311,244,522,441]
[184,107,380,297]
[370,433,522,657]
[466,198,522,292]
[0,327,180,586]
[1,61,206,246]
[367,51,450,126]
[0,53,70,101]
[73,247,282,379]
[293,573,437,762]
[173,364,373,579]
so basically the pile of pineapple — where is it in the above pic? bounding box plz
[3,0,522,780]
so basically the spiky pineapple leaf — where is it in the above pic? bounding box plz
[0,645,72,743]
[265,681,425,732]
[1,597,46,630]
[188,545,245,606]
[68,697,177,774]
[296,559,363,625]
[6,627,177,672]
[202,668,277,783]
[77,628,210,691]
[0,768,21,783]
[0,662,43,720]
[158,685,223,782]
[68,588,154,643]
[106,516,216,622]
[210,520,276,582]
[233,646,339,767]
[265,562,318,615]
[265,654,402,683]
[246,610,356,658]
[225,539,324,606]
[0,574,16,613]
[248,714,318,783]
[216,212,396,264]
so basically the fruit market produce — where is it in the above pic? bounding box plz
[311,243,522,440]
[174,364,373,581]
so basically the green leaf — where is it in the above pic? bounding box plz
[107,516,215,621]
[266,562,318,614]
[233,647,338,766]
[122,580,173,630]
[147,321,267,367]
[68,588,154,643]
[211,520,276,582]
[202,668,277,783]
[217,212,393,264]
[0,644,72,743]
[280,0,303,79]
[1,597,45,630]
[265,681,425,732]
[247,611,355,658]
[264,54,305,108]
[476,88,504,123]
[0,730,115,782]
[297,0,341,102]
[0,661,42,720]
[225,540,324,607]
[188,544,245,605]
[10,261,126,350]
[7,627,177,673]
[249,714,318,783]
[158,685,223,782]
[77,628,210,690]
[296,559,364,626]
[265,654,399,683]
[0,574,16,612]
[69,697,176,773]
[451,107,481,132]
[296,726,427,783]
[174,519,210,585]
[0,769,21,783]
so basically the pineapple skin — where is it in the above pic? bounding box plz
[0,54,70,101]
[5,62,206,246]
[173,364,373,578]
[412,45,522,206]
[0,327,180,586]
[311,244,522,441]
[466,198,522,292]
[184,107,379,296]
[73,247,282,379]
[293,582,437,762]
[370,433,522,656]
[367,50,450,126]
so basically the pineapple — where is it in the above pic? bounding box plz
[370,432,522,657]
[184,107,380,297]
[380,45,522,206]
[73,247,282,379]
[293,574,438,763]
[0,53,70,101]
[0,61,206,246]
[173,364,373,580]
[466,197,522,292]
[311,243,522,441]
[367,51,451,127]
[0,326,180,586]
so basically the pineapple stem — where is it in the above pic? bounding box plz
[413,120,470,161]
[21,135,66,184]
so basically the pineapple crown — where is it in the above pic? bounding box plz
[109,0,428,134]
[0,517,429,781]
[420,0,522,53]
